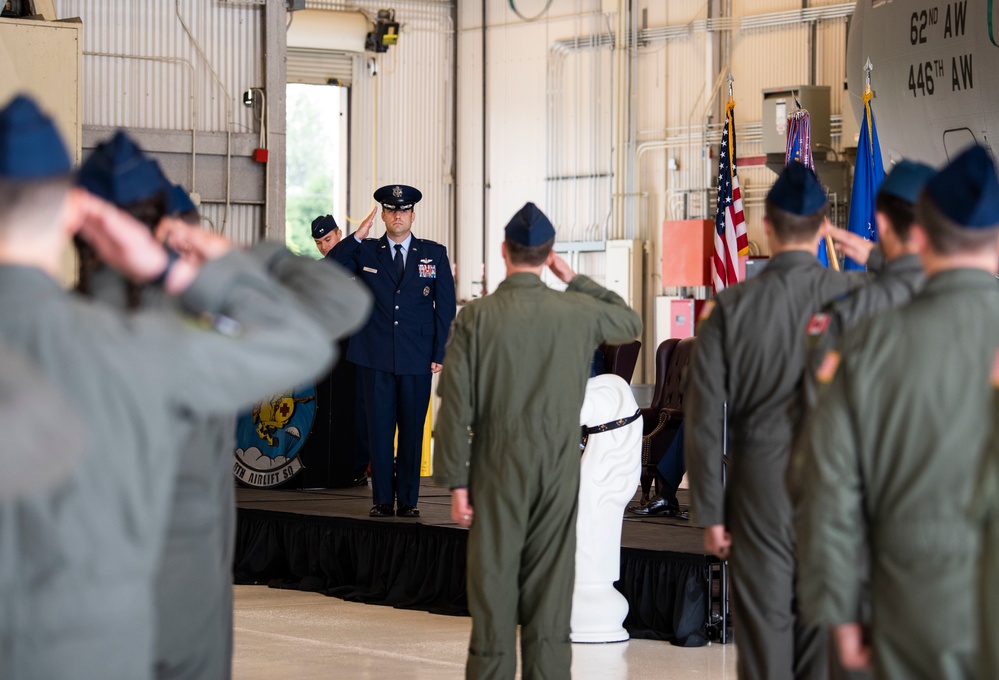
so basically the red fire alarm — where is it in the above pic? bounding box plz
[253,148,268,163]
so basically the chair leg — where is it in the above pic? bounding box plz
[639,469,652,503]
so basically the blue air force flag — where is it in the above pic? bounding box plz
[844,91,885,270]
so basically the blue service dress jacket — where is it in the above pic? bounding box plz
[329,234,456,375]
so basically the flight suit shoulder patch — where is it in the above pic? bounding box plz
[806,312,831,337]
[816,350,841,384]
[991,347,999,388]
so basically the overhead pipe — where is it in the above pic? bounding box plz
[550,2,852,52]
[481,0,488,294]
[450,0,458,264]
[610,0,628,241]
[175,0,233,233]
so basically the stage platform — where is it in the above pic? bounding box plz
[234,482,726,647]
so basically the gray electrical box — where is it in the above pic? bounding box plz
[761,86,831,156]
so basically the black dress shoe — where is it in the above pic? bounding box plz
[369,504,394,517]
[396,505,420,518]
[351,474,369,487]
[628,494,679,517]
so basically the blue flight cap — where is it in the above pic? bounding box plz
[925,144,999,228]
[878,159,936,204]
[504,202,556,247]
[0,94,72,179]
[166,184,197,216]
[311,214,339,238]
[77,131,170,206]
[767,162,827,216]
[373,184,422,210]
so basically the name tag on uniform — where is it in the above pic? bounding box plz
[363,266,378,274]
[418,263,436,278]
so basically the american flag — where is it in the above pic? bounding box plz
[713,101,748,293]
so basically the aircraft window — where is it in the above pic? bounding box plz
[943,128,979,161]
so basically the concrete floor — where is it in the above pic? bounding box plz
[233,585,738,679]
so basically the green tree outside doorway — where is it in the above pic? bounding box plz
[286,84,345,258]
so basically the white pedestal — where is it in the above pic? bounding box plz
[571,374,642,644]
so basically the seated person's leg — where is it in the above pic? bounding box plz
[629,422,684,517]
[655,422,685,503]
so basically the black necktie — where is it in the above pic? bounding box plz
[394,244,404,280]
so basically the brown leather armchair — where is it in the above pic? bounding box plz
[599,340,642,384]
[639,337,695,502]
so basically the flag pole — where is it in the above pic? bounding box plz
[863,58,875,155]
[825,230,841,271]
[727,75,747,263]
[713,72,748,293]
[819,78,841,272]
[783,88,839,270]
[831,58,877,272]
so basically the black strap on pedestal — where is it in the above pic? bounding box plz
[579,408,642,452]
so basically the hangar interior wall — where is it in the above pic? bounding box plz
[53,0,268,245]
[458,0,857,379]
[36,0,858,378]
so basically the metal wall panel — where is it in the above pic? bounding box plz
[457,0,856,316]
[640,0,709,26]
[54,0,261,133]
[463,2,853,242]
[287,48,355,86]
[343,2,455,253]
[200,202,264,247]
[52,0,268,242]
[48,0,856,283]
[735,0,802,14]
[547,15,614,244]
[629,3,854,250]
[472,3,613,290]
[817,16,849,135]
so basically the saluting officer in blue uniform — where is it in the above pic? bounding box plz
[312,214,341,257]
[329,184,456,517]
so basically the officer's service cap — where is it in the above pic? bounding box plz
[878,160,936,204]
[0,94,72,179]
[78,131,170,206]
[925,144,999,228]
[505,202,556,247]
[311,214,339,238]
[374,184,422,210]
[767,161,827,216]
[166,184,197,216]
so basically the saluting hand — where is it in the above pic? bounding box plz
[354,205,378,240]
[828,225,875,266]
[156,218,233,265]
[548,254,576,284]
[74,189,172,283]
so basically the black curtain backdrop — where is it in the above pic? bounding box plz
[234,508,709,646]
